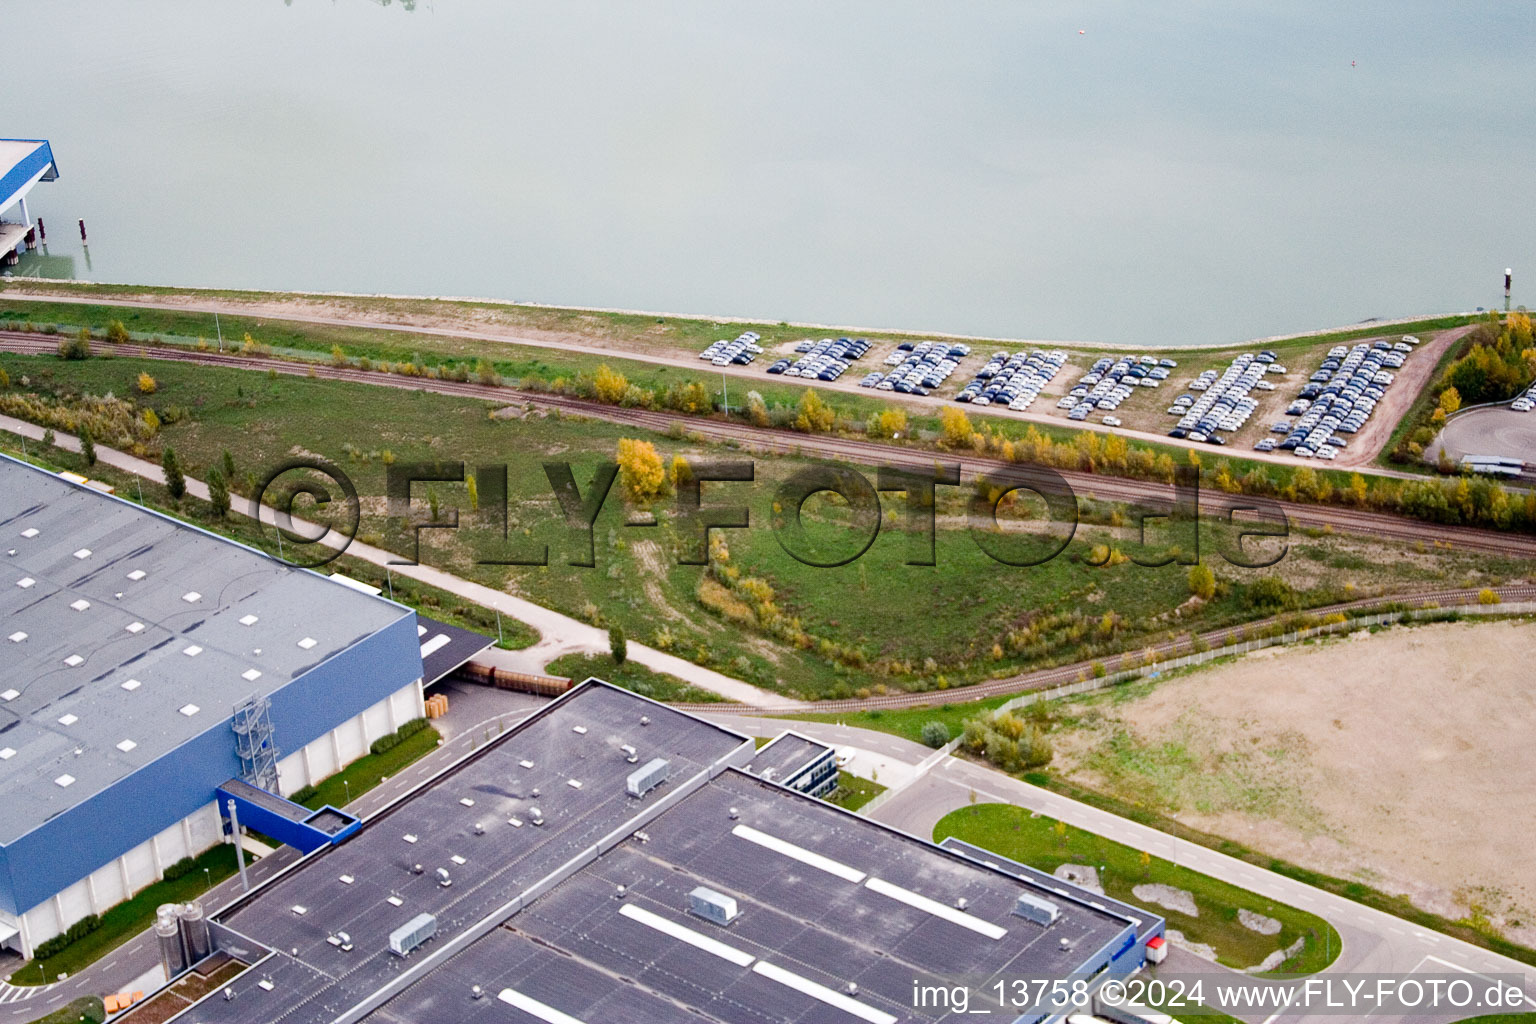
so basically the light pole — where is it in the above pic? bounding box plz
[344,779,351,805]
[203,867,211,890]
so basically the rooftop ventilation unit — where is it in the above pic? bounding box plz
[688,887,740,926]
[620,744,638,763]
[528,807,544,826]
[626,757,671,798]
[435,868,452,888]
[389,913,437,957]
[1013,892,1061,926]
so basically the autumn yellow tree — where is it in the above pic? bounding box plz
[136,372,157,395]
[593,364,629,404]
[939,406,974,448]
[1187,562,1215,600]
[616,439,667,503]
[793,388,835,433]
[865,407,908,439]
[669,454,693,489]
[1438,385,1462,415]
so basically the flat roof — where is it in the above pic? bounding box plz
[0,456,410,845]
[0,139,57,214]
[743,729,832,784]
[169,683,1133,1024]
[414,614,494,686]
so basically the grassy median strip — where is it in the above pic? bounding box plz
[23,997,106,1024]
[935,804,1341,974]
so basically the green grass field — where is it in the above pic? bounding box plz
[935,804,1340,974]
[1,353,1522,706]
[23,997,106,1024]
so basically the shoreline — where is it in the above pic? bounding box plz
[0,275,1481,353]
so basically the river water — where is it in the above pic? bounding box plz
[5,1,1532,345]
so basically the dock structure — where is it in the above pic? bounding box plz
[0,138,59,265]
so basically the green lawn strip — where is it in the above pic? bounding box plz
[293,725,443,812]
[823,770,886,812]
[1026,772,1536,968]
[0,280,1478,359]
[781,695,1016,746]
[23,997,106,1024]
[934,804,1340,974]
[9,847,241,986]
[544,652,726,703]
[1450,1015,1536,1023]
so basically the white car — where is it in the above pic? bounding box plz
[1103,415,1122,426]
[1513,399,1534,412]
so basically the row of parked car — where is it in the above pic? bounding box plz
[1511,380,1536,412]
[1058,354,1176,422]
[1254,338,1417,458]
[700,332,764,365]
[765,336,872,381]
[1165,351,1278,444]
[860,340,972,394]
[954,349,1068,410]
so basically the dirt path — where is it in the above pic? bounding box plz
[1334,324,1474,467]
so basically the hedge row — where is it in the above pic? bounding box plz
[370,717,430,756]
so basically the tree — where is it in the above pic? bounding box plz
[669,454,693,489]
[465,473,480,512]
[221,449,236,481]
[474,358,499,386]
[592,364,629,404]
[106,319,131,344]
[0,367,8,389]
[616,438,667,504]
[330,345,348,367]
[78,427,97,467]
[793,388,835,433]
[1478,588,1500,605]
[1245,575,1295,611]
[608,623,628,665]
[206,468,230,519]
[866,407,908,439]
[920,721,950,748]
[162,447,186,500]
[744,390,770,427]
[1438,386,1461,415]
[939,406,974,447]
[1187,562,1215,600]
[137,371,157,394]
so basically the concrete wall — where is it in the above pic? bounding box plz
[0,612,424,957]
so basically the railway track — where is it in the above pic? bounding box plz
[675,583,1536,713]
[3,333,1531,714]
[3,332,1532,557]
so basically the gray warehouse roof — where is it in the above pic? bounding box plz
[743,729,832,785]
[0,456,411,845]
[171,683,1135,1024]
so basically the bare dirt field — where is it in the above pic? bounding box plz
[1053,618,1536,946]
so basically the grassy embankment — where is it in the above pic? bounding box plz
[935,804,1340,974]
[1,354,1522,705]
[0,294,1493,508]
[544,652,723,703]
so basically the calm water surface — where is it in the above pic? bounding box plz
[6,1,1533,344]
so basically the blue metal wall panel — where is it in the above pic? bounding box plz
[0,141,55,214]
[0,611,421,917]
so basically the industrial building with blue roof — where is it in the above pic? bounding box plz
[0,454,430,960]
